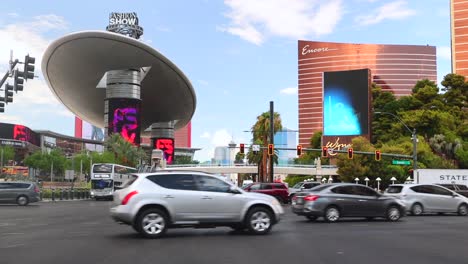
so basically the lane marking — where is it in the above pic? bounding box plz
[0,243,24,249]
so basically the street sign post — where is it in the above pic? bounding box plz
[392,160,411,165]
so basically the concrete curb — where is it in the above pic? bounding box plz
[40,199,92,202]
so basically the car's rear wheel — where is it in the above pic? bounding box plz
[386,206,401,222]
[324,206,340,222]
[245,207,273,235]
[135,208,168,239]
[458,204,468,216]
[16,195,29,206]
[306,215,318,221]
[411,203,423,216]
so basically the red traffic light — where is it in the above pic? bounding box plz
[239,143,245,154]
[296,145,302,156]
[375,150,381,161]
[322,146,328,157]
[347,148,353,159]
[268,144,274,156]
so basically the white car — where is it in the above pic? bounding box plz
[384,184,468,216]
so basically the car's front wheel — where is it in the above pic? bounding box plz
[135,208,168,239]
[245,207,273,235]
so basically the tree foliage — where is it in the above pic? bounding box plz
[248,111,282,182]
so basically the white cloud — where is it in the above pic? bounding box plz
[220,0,343,45]
[7,13,19,18]
[0,114,24,124]
[438,46,451,60]
[200,132,211,138]
[211,129,232,146]
[356,0,416,26]
[280,87,297,95]
[0,14,74,123]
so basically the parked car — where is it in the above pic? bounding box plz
[288,181,321,200]
[242,182,289,204]
[384,184,468,216]
[437,184,468,198]
[110,171,284,238]
[291,183,405,222]
[0,181,41,206]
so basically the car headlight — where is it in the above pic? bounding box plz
[272,199,280,206]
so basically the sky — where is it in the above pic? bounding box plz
[0,0,452,162]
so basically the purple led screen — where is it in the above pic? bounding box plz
[107,98,141,145]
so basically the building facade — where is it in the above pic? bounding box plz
[298,40,437,146]
[451,0,468,76]
[274,128,297,165]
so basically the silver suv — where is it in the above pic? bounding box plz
[384,184,468,216]
[110,171,284,238]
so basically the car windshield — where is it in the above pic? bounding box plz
[93,164,113,173]
[386,186,403,193]
[292,182,303,188]
[91,179,113,189]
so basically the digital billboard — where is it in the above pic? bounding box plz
[107,98,141,145]
[0,122,39,146]
[154,138,174,165]
[323,69,370,136]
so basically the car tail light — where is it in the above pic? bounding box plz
[34,186,40,193]
[121,191,138,205]
[292,195,297,201]
[304,195,320,201]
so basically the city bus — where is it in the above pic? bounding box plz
[90,163,137,200]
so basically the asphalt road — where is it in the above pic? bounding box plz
[1,201,468,264]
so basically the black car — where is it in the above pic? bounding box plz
[291,183,406,222]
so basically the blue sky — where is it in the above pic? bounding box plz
[0,0,452,162]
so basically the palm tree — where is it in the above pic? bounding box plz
[250,111,282,182]
[105,134,147,167]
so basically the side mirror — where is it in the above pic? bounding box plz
[300,187,304,191]
[229,186,241,194]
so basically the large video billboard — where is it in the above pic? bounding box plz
[323,69,370,136]
[0,122,39,146]
[107,98,141,145]
[154,138,174,165]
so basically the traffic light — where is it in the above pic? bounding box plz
[13,70,24,93]
[347,148,353,159]
[296,145,302,156]
[23,55,35,80]
[4,83,14,103]
[239,143,245,154]
[0,98,4,112]
[268,144,274,156]
[375,150,381,161]
[322,146,328,157]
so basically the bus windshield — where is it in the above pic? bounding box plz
[93,164,113,173]
[91,179,113,189]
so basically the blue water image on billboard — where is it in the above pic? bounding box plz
[323,89,361,135]
[323,69,369,136]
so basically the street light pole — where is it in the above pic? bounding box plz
[375,112,418,170]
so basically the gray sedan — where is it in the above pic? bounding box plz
[291,183,405,222]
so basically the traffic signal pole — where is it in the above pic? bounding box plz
[269,101,274,182]
[0,59,18,88]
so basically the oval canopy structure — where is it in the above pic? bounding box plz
[42,30,196,130]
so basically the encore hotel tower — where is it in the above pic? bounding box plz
[451,0,468,76]
[298,40,437,146]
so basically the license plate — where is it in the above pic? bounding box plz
[297,198,304,204]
